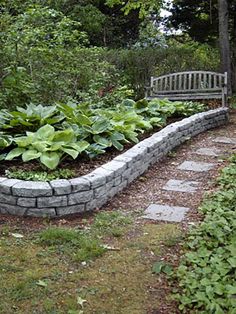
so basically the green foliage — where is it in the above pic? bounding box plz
[175,156,236,313]
[38,210,132,262]
[39,227,80,246]
[39,227,106,262]
[152,261,173,275]
[93,211,132,237]
[106,43,219,98]
[0,103,63,133]
[5,124,89,170]
[0,99,205,170]
[5,168,75,181]
[5,5,88,49]
[0,67,36,108]
[106,0,162,18]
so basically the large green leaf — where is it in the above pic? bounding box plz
[36,124,55,140]
[61,148,79,159]
[93,135,112,148]
[92,118,111,134]
[31,141,48,152]
[122,99,136,108]
[6,147,25,160]
[53,129,75,143]
[14,135,34,147]
[134,99,149,112]
[76,113,92,126]
[40,152,61,170]
[22,149,41,162]
[0,134,12,149]
[69,141,90,153]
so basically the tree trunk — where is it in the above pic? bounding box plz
[232,10,236,93]
[218,0,232,95]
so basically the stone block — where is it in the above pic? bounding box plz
[0,203,26,216]
[177,160,216,172]
[37,195,68,208]
[212,137,236,144]
[94,185,107,198]
[50,179,72,195]
[83,172,106,188]
[195,147,221,157]
[0,179,21,194]
[102,160,127,177]
[56,204,85,216]
[113,155,133,168]
[68,190,93,205]
[26,207,56,217]
[92,167,115,182]
[17,197,37,208]
[163,179,200,193]
[12,181,52,197]
[70,177,91,192]
[121,167,133,181]
[113,176,122,187]
[0,193,17,205]
[142,204,190,222]
[86,196,108,211]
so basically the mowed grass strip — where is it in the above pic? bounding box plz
[0,210,182,314]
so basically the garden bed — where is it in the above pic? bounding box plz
[0,108,228,217]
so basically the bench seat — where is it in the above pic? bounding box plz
[145,71,228,106]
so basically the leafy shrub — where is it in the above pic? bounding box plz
[175,156,236,313]
[105,42,219,98]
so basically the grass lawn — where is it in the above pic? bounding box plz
[0,211,181,314]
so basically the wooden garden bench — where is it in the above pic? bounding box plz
[145,71,228,107]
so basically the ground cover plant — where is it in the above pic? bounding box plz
[0,99,205,174]
[175,155,236,313]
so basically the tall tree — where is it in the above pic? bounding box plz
[167,0,236,92]
[218,0,232,94]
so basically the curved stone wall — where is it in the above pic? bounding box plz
[0,108,229,217]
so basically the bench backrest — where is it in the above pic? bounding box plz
[151,71,227,94]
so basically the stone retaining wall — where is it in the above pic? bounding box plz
[0,108,229,217]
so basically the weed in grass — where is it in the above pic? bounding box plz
[38,227,80,246]
[38,227,106,262]
[73,236,107,262]
[161,228,183,247]
[92,211,132,237]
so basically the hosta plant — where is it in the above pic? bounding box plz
[6,125,89,169]
[0,103,64,133]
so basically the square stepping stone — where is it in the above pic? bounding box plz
[163,179,199,193]
[195,147,221,157]
[142,204,190,222]
[177,160,216,172]
[212,137,236,144]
